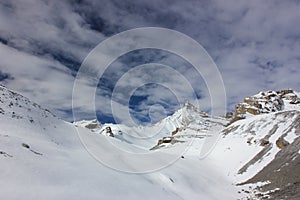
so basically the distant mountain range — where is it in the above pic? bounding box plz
[1,85,299,199]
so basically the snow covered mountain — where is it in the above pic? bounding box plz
[212,89,300,199]
[1,85,299,199]
[75,101,228,151]
[0,85,238,199]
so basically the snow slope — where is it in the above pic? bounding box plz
[211,110,300,182]
[0,85,240,199]
[209,108,300,198]
[1,85,299,199]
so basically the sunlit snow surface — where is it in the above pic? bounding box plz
[1,85,300,199]
[0,86,238,199]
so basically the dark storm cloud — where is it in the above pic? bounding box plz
[0,0,300,122]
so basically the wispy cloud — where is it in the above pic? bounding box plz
[0,0,300,123]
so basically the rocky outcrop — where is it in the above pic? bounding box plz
[259,139,270,146]
[150,136,184,150]
[171,127,180,136]
[276,137,289,149]
[84,119,101,129]
[104,126,114,137]
[232,89,299,123]
[157,137,173,145]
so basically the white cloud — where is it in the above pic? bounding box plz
[0,43,75,120]
[1,0,300,122]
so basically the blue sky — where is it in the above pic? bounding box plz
[0,0,300,124]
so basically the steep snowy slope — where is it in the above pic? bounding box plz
[0,85,240,199]
[210,109,300,199]
[213,110,299,181]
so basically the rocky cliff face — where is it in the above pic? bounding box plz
[232,89,300,122]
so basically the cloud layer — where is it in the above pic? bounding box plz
[0,0,300,123]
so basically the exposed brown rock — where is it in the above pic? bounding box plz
[156,136,184,146]
[231,89,294,123]
[233,103,246,119]
[157,137,173,146]
[276,137,289,149]
[276,89,293,96]
[157,139,164,145]
[244,98,262,109]
[246,107,260,115]
[172,128,180,136]
[290,98,300,104]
